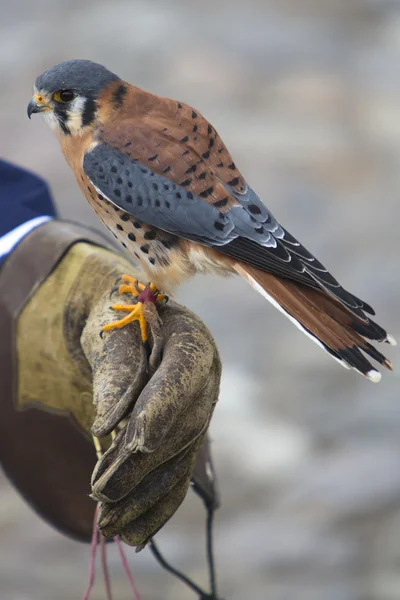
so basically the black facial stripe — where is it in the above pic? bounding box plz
[81,97,97,127]
[59,119,71,135]
[53,103,71,135]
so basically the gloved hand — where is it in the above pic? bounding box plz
[83,286,221,547]
[14,239,221,547]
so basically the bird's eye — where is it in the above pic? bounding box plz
[53,90,76,103]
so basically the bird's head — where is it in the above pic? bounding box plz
[27,59,121,136]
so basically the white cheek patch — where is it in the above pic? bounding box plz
[39,96,92,136]
[41,110,60,132]
[66,96,88,135]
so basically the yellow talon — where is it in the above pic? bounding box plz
[148,282,166,303]
[109,303,138,311]
[103,302,148,341]
[149,282,158,294]
[117,284,140,296]
[120,274,145,291]
[103,276,167,341]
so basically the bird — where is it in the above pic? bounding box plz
[28,59,396,382]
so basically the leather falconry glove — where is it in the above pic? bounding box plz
[0,221,221,552]
[84,284,221,547]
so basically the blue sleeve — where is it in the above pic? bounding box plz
[0,159,57,237]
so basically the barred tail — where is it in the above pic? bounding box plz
[235,263,395,382]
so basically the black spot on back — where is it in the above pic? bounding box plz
[214,197,228,208]
[248,204,262,215]
[112,84,128,109]
[200,186,214,198]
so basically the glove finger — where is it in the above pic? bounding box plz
[98,441,198,538]
[81,292,149,437]
[91,397,212,502]
[121,469,194,548]
[124,308,220,453]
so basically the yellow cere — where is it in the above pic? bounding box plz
[34,93,49,109]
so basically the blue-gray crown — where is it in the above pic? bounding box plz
[35,60,120,96]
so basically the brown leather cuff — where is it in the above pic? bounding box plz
[0,220,115,542]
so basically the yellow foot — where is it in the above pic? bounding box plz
[103,275,167,341]
[103,302,148,340]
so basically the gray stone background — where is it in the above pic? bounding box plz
[0,1,399,598]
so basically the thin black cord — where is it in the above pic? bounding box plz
[205,505,217,597]
[149,539,211,598]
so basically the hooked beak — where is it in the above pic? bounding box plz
[27,95,49,119]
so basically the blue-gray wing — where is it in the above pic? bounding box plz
[84,143,237,246]
[83,143,373,318]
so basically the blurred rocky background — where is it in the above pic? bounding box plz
[1,1,399,599]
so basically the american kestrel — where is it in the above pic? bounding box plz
[28,60,395,382]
